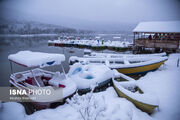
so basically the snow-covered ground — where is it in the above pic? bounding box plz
[0,53,180,120]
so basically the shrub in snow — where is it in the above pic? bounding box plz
[67,86,106,120]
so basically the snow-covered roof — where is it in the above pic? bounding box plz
[133,21,180,33]
[8,51,65,68]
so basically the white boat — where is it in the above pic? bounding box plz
[69,55,168,75]
[85,52,166,58]
[8,51,77,109]
[68,63,114,92]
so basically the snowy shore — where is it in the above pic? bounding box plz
[0,53,180,120]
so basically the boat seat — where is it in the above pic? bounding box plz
[48,72,66,87]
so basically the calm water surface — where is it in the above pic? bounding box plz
[0,36,132,86]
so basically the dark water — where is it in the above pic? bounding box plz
[0,35,132,86]
[0,36,82,86]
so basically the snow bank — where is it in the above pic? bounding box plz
[0,102,27,120]
[0,88,153,120]
[137,53,180,120]
[8,51,65,68]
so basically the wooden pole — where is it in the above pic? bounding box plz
[133,32,135,46]
[177,58,179,67]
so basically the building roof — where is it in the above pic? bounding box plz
[133,21,180,33]
[8,51,65,68]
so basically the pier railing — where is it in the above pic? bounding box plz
[134,38,179,49]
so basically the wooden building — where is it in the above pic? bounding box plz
[133,21,180,53]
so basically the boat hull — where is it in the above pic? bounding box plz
[77,78,112,94]
[113,83,158,114]
[116,60,166,75]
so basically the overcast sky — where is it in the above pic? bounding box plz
[0,0,180,30]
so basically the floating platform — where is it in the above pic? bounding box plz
[48,39,132,51]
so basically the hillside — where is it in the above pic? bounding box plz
[0,19,94,35]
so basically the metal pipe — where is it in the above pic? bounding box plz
[61,64,66,79]
[10,61,13,74]
[30,69,41,87]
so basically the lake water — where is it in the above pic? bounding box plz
[0,35,132,86]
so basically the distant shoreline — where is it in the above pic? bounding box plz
[0,34,59,37]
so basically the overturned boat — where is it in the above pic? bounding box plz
[68,63,114,93]
[112,71,159,114]
[8,51,77,109]
[69,55,168,75]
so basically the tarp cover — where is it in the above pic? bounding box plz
[8,51,65,68]
[133,21,180,33]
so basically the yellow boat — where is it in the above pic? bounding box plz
[112,74,159,114]
[109,56,168,75]
[115,58,167,75]
[69,55,168,75]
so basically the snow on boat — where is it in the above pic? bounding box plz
[69,55,168,75]
[8,51,77,109]
[85,52,167,58]
[112,70,159,114]
[68,63,114,92]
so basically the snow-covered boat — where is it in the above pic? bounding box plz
[69,55,168,75]
[112,71,159,114]
[85,52,167,58]
[68,63,114,93]
[48,39,132,51]
[8,51,77,109]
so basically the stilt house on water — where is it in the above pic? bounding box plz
[133,21,180,53]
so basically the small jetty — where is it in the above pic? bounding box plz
[48,39,132,51]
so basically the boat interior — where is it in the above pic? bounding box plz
[114,77,144,94]
[10,68,66,88]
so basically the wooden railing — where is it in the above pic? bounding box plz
[134,39,179,49]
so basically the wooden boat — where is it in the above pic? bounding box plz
[87,52,167,58]
[112,72,159,114]
[69,55,168,75]
[111,56,167,75]
[8,51,77,109]
[68,63,113,93]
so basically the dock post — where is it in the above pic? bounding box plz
[177,58,179,67]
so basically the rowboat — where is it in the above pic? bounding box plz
[68,63,114,93]
[8,51,77,110]
[112,71,159,114]
[69,55,168,75]
[85,52,167,58]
